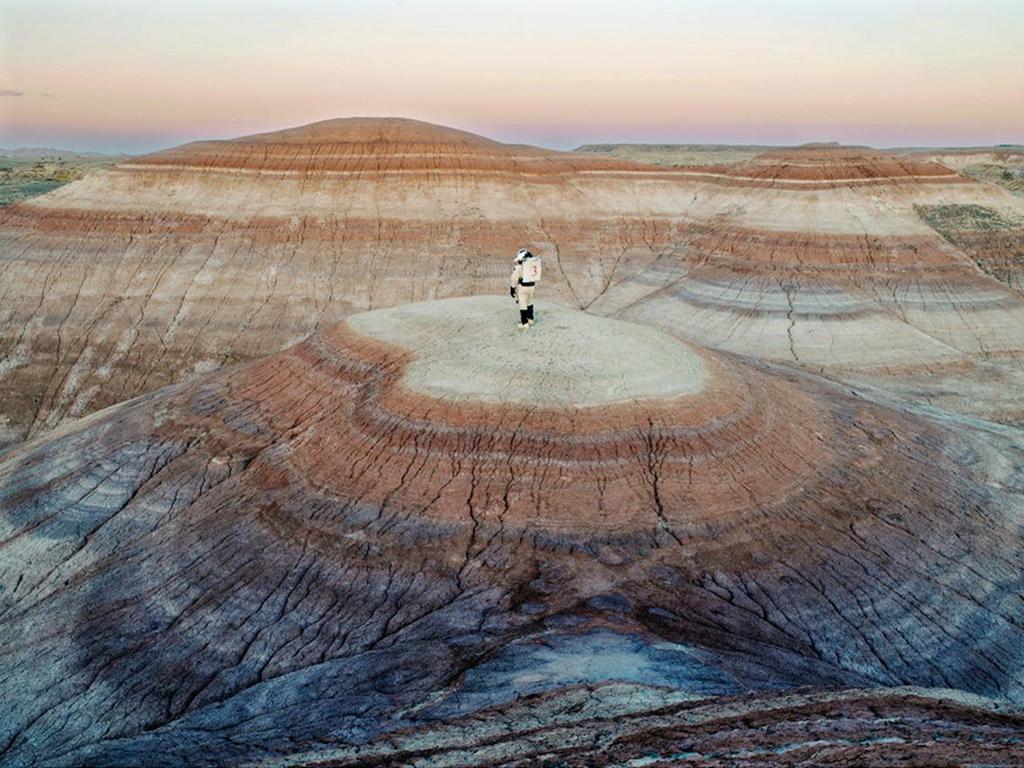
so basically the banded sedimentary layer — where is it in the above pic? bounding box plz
[588,144,1024,423]
[0,118,705,446]
[2,298,1022,766]
[4,121,1024,447]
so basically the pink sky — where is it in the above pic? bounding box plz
[1,0,1022,153]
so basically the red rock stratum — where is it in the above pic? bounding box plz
[2,297,1023,766]
[2,120,1024,448]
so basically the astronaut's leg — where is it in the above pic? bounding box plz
[517,287,531,328]
[520,286,535,324]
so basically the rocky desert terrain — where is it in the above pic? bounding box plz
[2,119,1024,766]
[899,146,1024,196]
[0,148,129,207]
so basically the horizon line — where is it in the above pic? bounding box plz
[2,116,1022,156]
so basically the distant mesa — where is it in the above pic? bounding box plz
[679,143,959,184]
[2,296,1024,765]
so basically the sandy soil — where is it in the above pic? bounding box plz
[346,296,708,407]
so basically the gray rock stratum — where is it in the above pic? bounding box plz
[3,120,1024,449]
[2,297,1023,766]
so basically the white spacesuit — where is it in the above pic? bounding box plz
[509,248,542,328]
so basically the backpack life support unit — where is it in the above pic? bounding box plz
[520,255,542,285]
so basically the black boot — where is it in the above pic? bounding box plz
[519,309,529,328]
[526,304,534,322]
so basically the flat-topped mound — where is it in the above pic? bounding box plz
[346,296,707,407]
[3,296,1024,765]
[686,144,959,184]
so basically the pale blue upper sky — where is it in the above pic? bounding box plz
[1,0,1022,152]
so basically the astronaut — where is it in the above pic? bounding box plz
[509,248,542,329]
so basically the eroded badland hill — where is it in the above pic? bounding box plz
[2,120,1024,766]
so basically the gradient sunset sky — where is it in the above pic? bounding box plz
[1,0,1022,153]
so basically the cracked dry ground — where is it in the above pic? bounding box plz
[2,298,1023,766]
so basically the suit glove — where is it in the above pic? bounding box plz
[510,286,517,298]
